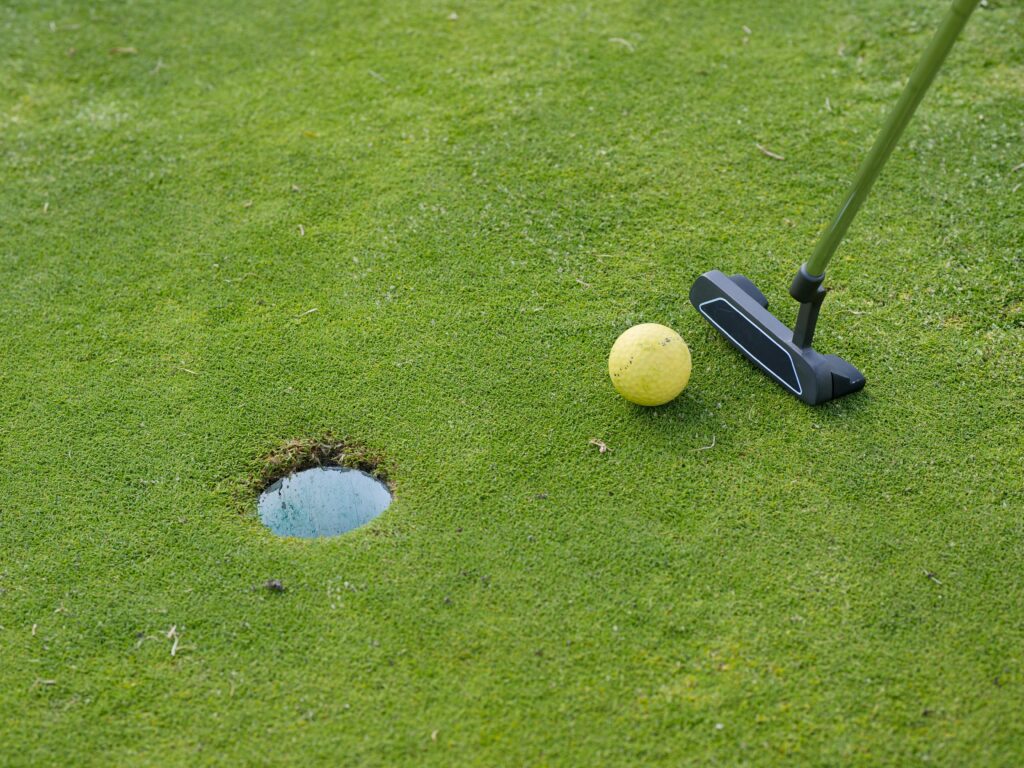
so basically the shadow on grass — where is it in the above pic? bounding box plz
[614,387,722,449]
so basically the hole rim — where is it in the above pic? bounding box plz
[231,436,396,531]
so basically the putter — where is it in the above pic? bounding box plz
[690,0,977,404]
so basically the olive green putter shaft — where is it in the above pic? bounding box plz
[803,0,978,277]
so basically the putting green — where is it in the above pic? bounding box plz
[2,0,1022,764]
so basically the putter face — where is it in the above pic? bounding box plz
[689,271,864,405]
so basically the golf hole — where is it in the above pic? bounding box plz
[258,466,392,539]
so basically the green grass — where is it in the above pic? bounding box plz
[2,0,1023,764]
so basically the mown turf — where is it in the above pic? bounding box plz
[2,0,1023,764]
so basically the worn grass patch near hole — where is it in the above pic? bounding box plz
[255,436,391,491]
[225,436,394,517]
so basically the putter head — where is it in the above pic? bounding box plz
[690,270,865,405]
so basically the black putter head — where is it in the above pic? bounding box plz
[689,270,864,405]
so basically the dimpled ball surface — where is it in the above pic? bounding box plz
[608,323,692,406]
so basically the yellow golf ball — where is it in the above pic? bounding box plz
[608,323,692,406]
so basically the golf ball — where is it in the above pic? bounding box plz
[608,323,691,406]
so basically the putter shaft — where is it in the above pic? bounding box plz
[805,0,977,277]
